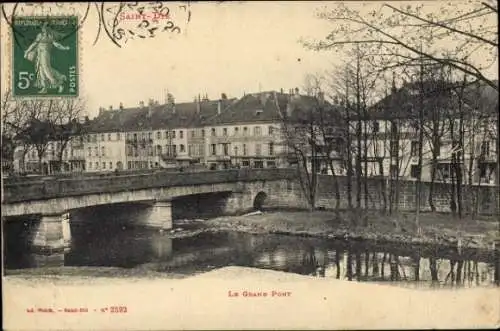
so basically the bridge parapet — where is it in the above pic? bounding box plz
[2,168,296,203]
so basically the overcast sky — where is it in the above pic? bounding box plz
[1,1,497,118]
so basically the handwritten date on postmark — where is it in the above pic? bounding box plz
[2,2,191,49]
[99,2,188,47]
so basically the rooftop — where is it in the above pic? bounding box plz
[87,98,236,133]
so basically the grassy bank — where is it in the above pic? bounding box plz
[202,210,499,251]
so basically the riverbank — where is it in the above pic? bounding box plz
[194,210,499,251]
[3,266,499,330]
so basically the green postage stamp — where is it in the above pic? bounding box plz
[11,16,79,97]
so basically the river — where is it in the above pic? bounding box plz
[4,216,498,288]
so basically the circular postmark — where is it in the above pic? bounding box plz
[98,2,191,47]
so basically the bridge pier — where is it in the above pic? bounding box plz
[32,213,71,253]
[140,201,172,229]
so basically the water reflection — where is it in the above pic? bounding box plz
[4,225,498,288]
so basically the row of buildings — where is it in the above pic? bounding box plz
[11,82,499,185]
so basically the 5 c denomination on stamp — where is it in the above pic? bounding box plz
[11,16,79,97]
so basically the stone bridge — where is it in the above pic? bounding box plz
[1,169,303,252]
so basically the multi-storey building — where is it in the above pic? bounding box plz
[350,80,498,185]
[203,90,330,170]
[10,90,334,174]
[13,135,86,175]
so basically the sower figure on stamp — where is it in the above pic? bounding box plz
[24,21,70,94]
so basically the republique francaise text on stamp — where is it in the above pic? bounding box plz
[11,16,79,98]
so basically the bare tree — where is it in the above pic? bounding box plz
[306,1,498,90]
[274,90,318,210]
[50,98,86,173]
[2,93,87,174]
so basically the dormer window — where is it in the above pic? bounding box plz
[256,109,263,116]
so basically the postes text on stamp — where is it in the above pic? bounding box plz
[11,16,79,97]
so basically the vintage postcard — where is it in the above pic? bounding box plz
[1,1,499,330]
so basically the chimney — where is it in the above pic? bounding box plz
[280,88,284,94]
[294,87,299,95]
[196,94,201,114]
[109,105,112,111]
[221,93,227,100]
[119,102,124,110]
[139,101,145,108]
[98,107,104,116]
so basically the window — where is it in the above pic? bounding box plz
[102,162,106,169]
[211,128,216,136]
[198,145,203,156]
[243,127,248,136]
[211,144,216,155]
[254,126,261,136]
[201,129,205,137]
[234,146,238,156]
[116,132,121,140]
[156,131,161,139]
[157,145,162,155]
[188,145,192,156]
[191,130,195,138]
[234,127,239,135]
[180,144,185,153]
[172,131,176,138]
[255,144,262,156]
[108,133,112,141]
[94,147,98,156]
[172,145,177,155]
[128,161,132,169]
[133,133,138,141]
[92,134,97,142]
[267,161,276,168]
[242,160,250,167]
[390,164,398,178]
[410,165,420,178]
[87,147,91,157]
[101,147,105,156]
[148,146,153,156]
[95,162,99,169]
[223,128,228,136]
[437,164,451,180]
[164,131,168,139]
[243,144,247,156]
[179,131,184,139]
[390,140,399,156]
[477,163,486,178]
[410,141,419,157]
[390,122,398,134]
[101,134,105,141]
[372,121,379,133]
[480,141,490,157]
[268,142,274,156]
[254,161,264,168]
[223,144,229,156]
[109,162,113,169]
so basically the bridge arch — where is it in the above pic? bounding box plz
[253,191,268,210]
